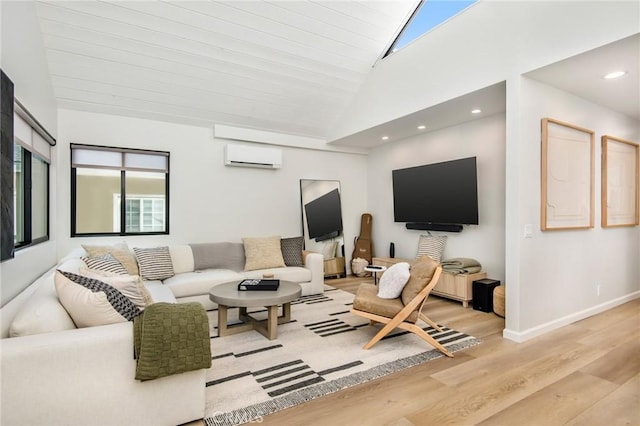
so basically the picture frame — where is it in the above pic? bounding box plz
[601,135,639,227]
[541,118,594,231]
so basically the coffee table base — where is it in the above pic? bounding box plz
[217,303,292,340]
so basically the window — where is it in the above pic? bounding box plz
[383,0,478,58]
[71,144,170,236]
[12,103,53,250]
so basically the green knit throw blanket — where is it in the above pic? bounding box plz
[133,302,211,381]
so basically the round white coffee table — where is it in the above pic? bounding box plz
[209,280,302,340]
[364,265,387,285]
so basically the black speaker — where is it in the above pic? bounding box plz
[405,223,463,232]
[389,242,395,258]
[472,279,501,312]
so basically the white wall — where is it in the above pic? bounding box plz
[0,1,58,306]
[330,1,639,141]
[56,110,368,261]
[367,114,506,280]
[504,77,640,340]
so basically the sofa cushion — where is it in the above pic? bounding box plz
[169,245,195,274]
[377,262,411,299]
[81,253,128,275]
[79,268,151,309]
[55,270,142,328]
[190,242,245,272]
[281,236,304,267]
[241,266,311,283]
[82,242,139,275]
[133,246,175,281]
[162,270,244,298]
[9,271,76,337]
[242,236,286,271]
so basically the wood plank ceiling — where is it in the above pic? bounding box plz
[35,0,417,139]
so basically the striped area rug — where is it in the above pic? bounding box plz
[204,286,480,426]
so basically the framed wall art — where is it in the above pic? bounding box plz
[541,118,594,231]
[601,135,639,227]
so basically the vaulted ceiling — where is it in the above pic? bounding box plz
[34,0,417,140]
[34,1,638,149]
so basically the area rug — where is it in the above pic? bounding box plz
[203,286,480,426]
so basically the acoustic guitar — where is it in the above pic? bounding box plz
[352,213,374,264]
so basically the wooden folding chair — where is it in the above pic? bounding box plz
[350,257,453,358]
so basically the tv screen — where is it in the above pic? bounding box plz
[304,188,343,241]
[392,157,479,225]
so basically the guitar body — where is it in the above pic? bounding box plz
[352,213,374,263]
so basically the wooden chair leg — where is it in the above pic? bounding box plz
[419,313,443,332]
[409,324,454,358]
[363,314,406,349]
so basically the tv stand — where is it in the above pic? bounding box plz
[406,223,463,232]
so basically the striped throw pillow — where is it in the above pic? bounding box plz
[81,253,128,275]
[133,246,175,281]
[416,234,447,262]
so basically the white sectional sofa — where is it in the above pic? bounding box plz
[0,242,324,426]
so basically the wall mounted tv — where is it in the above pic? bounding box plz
[392,156,479,232]
[304,188,343,241]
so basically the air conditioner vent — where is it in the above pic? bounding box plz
[224,144,282,169]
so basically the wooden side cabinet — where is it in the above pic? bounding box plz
[432,271,487,308]
[373,257,485,307]
[324,257,346,278]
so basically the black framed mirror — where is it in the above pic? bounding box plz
[300,179,346,278]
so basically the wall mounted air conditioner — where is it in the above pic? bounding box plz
[224,144,282,169]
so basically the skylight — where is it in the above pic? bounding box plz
[384,0,478,57]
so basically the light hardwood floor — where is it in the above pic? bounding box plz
[195,276,640,426]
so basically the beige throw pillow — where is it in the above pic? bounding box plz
[82,242,139,276]
[242,236,286,272]
[55,270,141,328]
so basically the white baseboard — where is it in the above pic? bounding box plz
[503,291,640,343]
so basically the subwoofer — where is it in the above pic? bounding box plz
[472,279,501,313]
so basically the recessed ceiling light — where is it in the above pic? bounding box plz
[381,136,389,140]
[417,125,426,130]
[603,71,627,79]
[471,109,482,114]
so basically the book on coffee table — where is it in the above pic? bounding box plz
[238,279,280,291]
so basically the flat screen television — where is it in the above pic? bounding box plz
[392,157,479,228]
[304,188,343,241]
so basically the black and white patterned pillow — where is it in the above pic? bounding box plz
[133,246,175,281]
[281,236,304,267]
[416,234,447,262]
[55,270,141,328]
[81,253,128,275]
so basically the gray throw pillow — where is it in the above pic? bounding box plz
[281,236,304,267]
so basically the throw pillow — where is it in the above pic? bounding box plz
[321,241,338,260]
[133,246,175,281]
[81,253,128,275]
[55,270,141,328]
[79,267,152,309]
[281,236,304,267]
[377,262,411,299]
[82,242,139,275]
[242,236,286,272]
[401,256,439,306]
[416,234,447,262]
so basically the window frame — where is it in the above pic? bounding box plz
[14,144,50,249]
[11,98,54,253]
[70,144,170,237]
